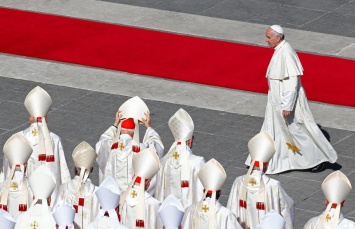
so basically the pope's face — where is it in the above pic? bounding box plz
[265,28,281,48]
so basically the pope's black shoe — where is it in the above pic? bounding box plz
[310,162,325,173]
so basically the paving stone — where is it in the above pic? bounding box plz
[1,76,355,227]
[300,12,355,37]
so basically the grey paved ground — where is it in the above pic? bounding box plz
[1,76,355,228]
[100,0,355,38]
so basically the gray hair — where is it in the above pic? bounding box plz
[272,29,285,40]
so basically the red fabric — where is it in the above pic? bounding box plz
[19,204,27,212]
[121,119,135,129]
[132,145,140,153]
[111,142,119,150]
[239,199,247,209]
[181,180,189,188]
[46,155,55,162]
[135,176,148,184]
[254,161,268,167]
[136,220,145,227]
[0,8,354,106]
[256,202,265,210]
[73,205,78,213]
[79,198,85,206]
[38,154,46,161]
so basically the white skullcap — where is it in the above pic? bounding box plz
[270,25,284,35]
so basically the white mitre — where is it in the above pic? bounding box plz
[240,132,275,210]
[1,133,33,209]
[270,25,283,34]
[169,108,194,142]
[159,194,184,229]
[259,210,285,229]
[0,209,16,229]
[120,147,160,227]
[72,141,97,182]
[116,96,149,152]
[317,171,352,229]
[93,176,121,228]
[52,202,76,229]
[24,86,54,161]
[3,133,32,175]
[197,158,226,229]
[29,165,56,205]
[24,86,52,118]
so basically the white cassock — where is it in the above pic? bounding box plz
[0,171,33,219]
[120,187,162,229]
[3,124,71,196]
[182,198,242,229]
[304,210,355,229]
[87,215,130,229]
[53,176,100,229]
[227,172,294,229]
[155,145,205,209]
[246,40,337,174]
[96,126,164,193]
[15,204,56,229]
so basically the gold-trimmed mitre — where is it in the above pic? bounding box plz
[72,141,97,169]
[168,108,194,142]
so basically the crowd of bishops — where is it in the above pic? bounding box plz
[0,86,353,229]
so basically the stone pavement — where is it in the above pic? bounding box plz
[1,0,355,228]
[1,76,355,228]
[101,0,355,38]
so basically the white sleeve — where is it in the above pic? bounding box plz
[141,127,164,158]
[281,76,299,111]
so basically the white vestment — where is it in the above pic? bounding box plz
[3,124,71,196]
[227,172,294,229]
[182,198,242,229]
[246,40,337,174]
[96,126,164,194]
[155,145,205,209]
[304,210,355,229]
[120,187,162,229]
[87,215,130,229]
[53,176,100,229]
[0,172,33,219]
[15,204,56,229]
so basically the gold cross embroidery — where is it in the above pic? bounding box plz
[119,143,125,150]
[10,182,18,190]
[202,205,209,213]
[30,220,39,229]
[173,152,179,160]
[32,128,38,137]
[325,214,331,222]
[248,179,257,186]
[131,190,138,198]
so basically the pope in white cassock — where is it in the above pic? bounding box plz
[53,141,100,229]
[0,208,16,229]
[0,134,33,220]
[155,108,205,209]
[96,96,164,195]
[87,176,129,229]
[229,132,294,229]
[182,158,242,229]
[52,202,76,229]
[119,147,162,229]
[246,25,338,174]
[158,194,185,229]
[15,165,57,229]
[304,171,355,229]
[2,86,71,200]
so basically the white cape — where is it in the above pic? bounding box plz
[182,199,242,229]
[304,211,355,229]
[227,174,294,229]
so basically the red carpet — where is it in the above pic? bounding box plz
[0,7,354,107]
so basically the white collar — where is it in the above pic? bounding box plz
[274,40,286,51]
